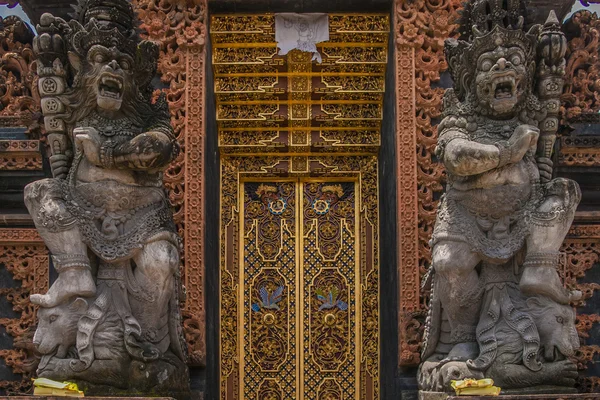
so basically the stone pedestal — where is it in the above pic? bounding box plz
[420,392,600,400]
[0,398,175,400]
[448,395,600,400]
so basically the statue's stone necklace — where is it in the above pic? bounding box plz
[78,111,141,138]
[473,116,520,141]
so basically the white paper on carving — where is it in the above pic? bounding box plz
[275,13,329,63]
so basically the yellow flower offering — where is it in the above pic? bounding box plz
[32,377,84,397]
[451,378,501,396]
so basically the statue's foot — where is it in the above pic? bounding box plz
[520,266,579,304]
[31,268,96,307]
[447,342,479,361]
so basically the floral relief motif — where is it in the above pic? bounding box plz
[250,272,289,371]
[0,15,41,134]
[310,271,350,372]
[0,230,48,394]
[243,181,297,394]
[561,10,600,121]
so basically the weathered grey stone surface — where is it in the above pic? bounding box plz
[24,0,189,395]
[418,0,582,393]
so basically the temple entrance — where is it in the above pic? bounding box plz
[212,13,387,399]
[239,179,360,399]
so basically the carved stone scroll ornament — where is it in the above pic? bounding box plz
[0,15,42,135]
[24,0,189,395]
[418,0,583,393]
[561,10,600,121]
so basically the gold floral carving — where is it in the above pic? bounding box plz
[558,136,600,168]
[0,229,47,394]
[394,0,462,366]
[560,234,600,390]
[211,14,389,156]
[219,156,379,400]
[134,0,207,366]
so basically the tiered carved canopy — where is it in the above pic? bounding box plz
[211,14,389,158]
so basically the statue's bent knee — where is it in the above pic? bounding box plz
[137,240,180,278]
[432,241,478,276]
[25,179,72,229]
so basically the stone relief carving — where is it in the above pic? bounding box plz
[23,0,188,394]
[418,0,583,393]
[0,15,42,135]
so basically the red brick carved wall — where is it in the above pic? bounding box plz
[394,0,462,366]
[134,0,208,366]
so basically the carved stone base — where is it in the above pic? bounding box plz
[419,392,595,400]
[0,398,175,400]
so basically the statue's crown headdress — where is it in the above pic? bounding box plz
[445,0,539,100]
[63,0,158,89]
[72,0,136,33]
[68,0,140,59]
[458,0,526,40]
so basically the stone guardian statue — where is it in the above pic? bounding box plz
[24,0,189,394]
[419,0,582,393]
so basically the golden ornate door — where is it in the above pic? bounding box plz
[212,13,387,399]
[239,180,361,399]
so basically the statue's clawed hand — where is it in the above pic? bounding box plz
[508,125,539,164]
[536,156,553,183]
[114,133,167,170]
[74,127,102,166]
[49,154,70,179]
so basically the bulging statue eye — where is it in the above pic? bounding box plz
[49,315,58,323]
[556,316,564,324]
[120,60,130,70]
[95,54,105,63]
[511,54,521,66]
[481,59,493,72]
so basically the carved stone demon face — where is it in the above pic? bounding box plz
[33,298,88,364]
[526,295,580,361]
[474,46,528,116]
[86,45,134,111]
